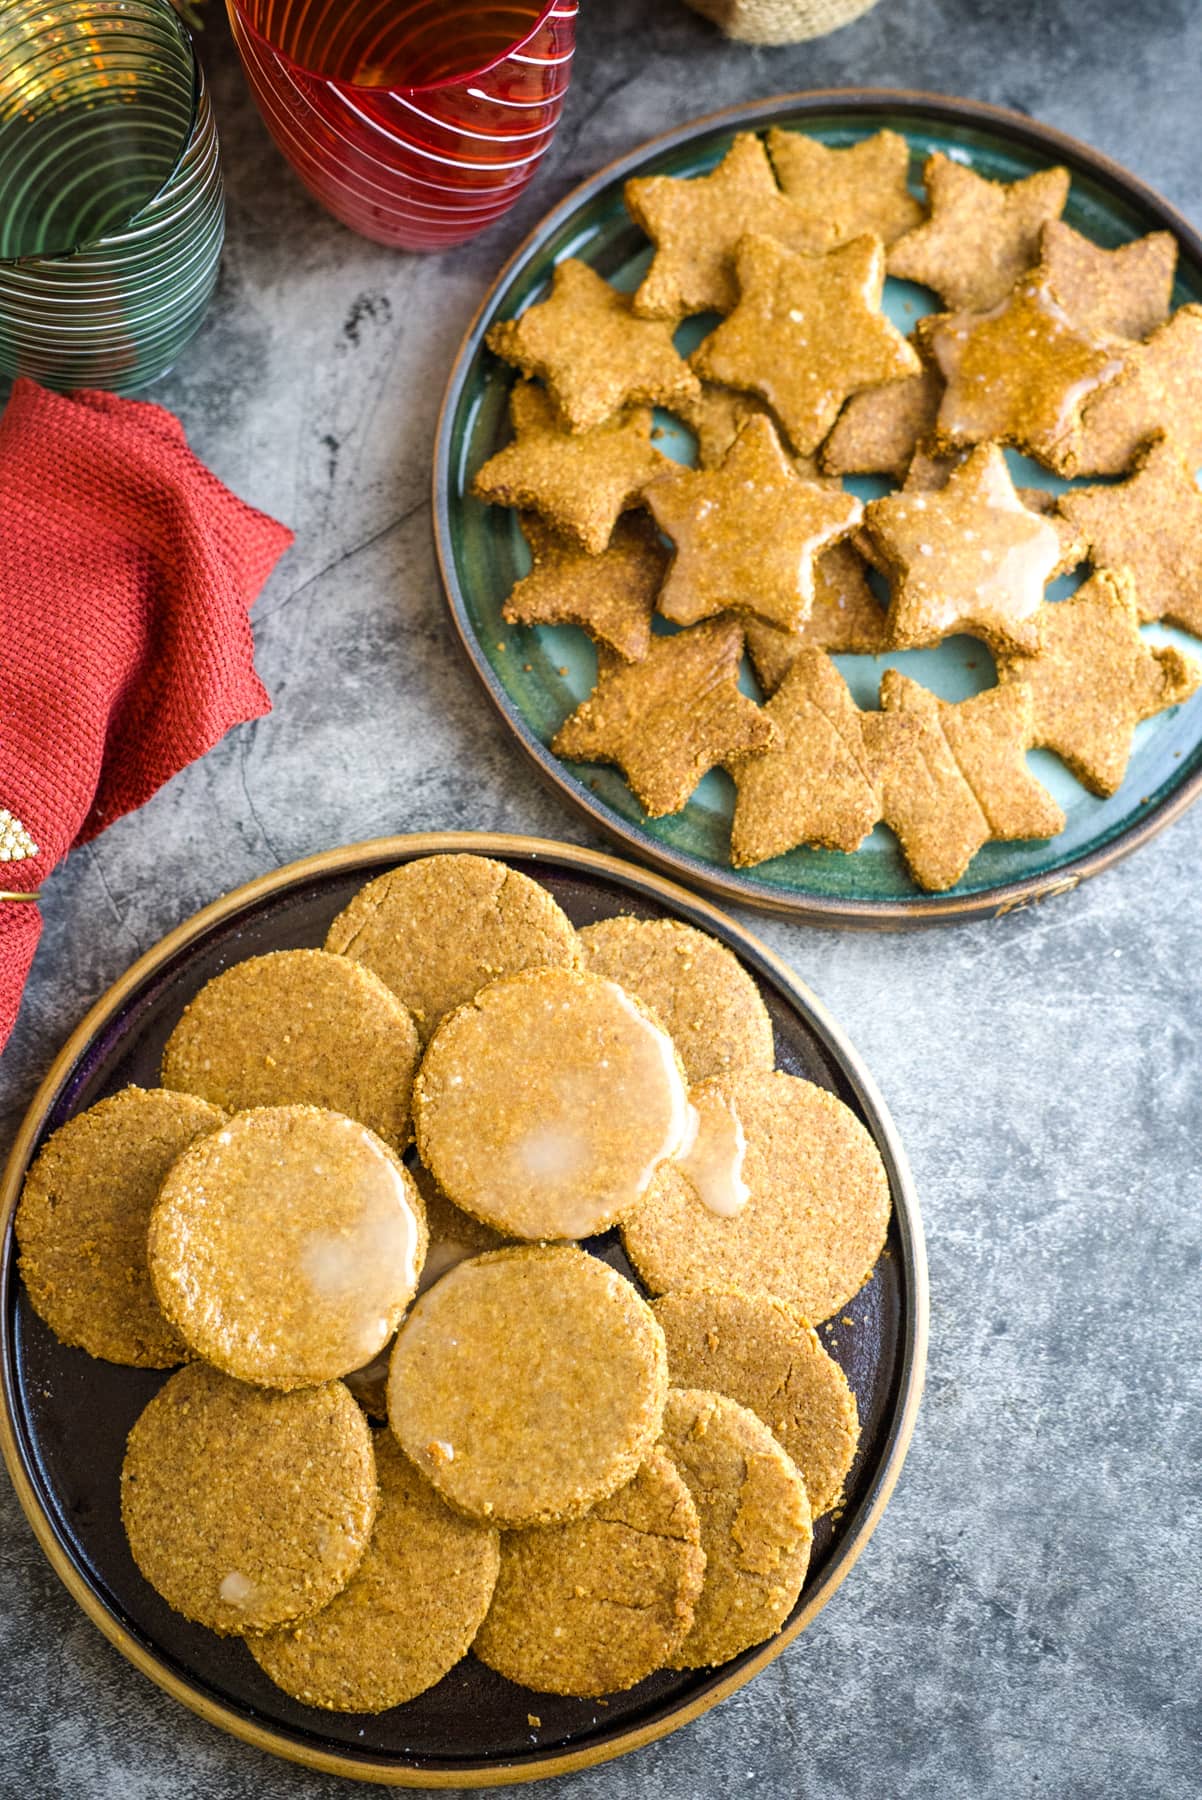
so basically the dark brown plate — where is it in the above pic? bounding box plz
[0,833,926,1786]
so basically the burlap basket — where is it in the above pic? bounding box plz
[685,0,881,45]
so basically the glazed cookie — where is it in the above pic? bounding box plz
[15,1086,224,1368]
[325,853,580,1044]
[413,967,691,1239]
[248,1432,500,1712]
[576,914,774,1085]
[644,414,861,633]
[148,1105,427,1389]
[473,1449,704,1696]
[388,1245,668,1527]
[160,949,420,1150]
[121,1363,376,1635]
[652,1288,859,1518]
[623,1069,891,1324]
[660,1388,812,1666]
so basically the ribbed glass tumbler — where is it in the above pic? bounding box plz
[227,0,577,251]
[0,0,225,394]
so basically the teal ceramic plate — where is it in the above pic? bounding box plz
[433,89,1202,927]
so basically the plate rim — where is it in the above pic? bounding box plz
[0,830,927,1787]
[431,85,1202,930]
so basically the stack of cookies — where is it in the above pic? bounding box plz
[472,130,1202,890]
[16,853,890,1707]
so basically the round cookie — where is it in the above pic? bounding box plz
[148,1105,427,1389]
[388,1244,668,1527]
[15,1086,225,1367]
[473,1449,704,1696]
[622,1068,891,1322]
[651,1288,859,1518]
[121,1363,376,1635]
[160,949,420,1150]
[248,1432,500,1711]
[324,854,580,1043]
[660,1388,812,1668]
[577,914,775,1084]
[413,967,690,1240]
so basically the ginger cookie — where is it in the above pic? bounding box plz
[652,1290,859,1519]
[552,617,775,817]
[473,1448,704,1696]
[160,949,420,1152]
[626,131,828,319]
[1057,434,1202,636]
[886,154,1070,311]
[644,414,861,631]
[414,966,690,1239]
[876,670,1065,891]
[472,381,670,555]
[1071,304,1202,476]
[766,127,922,250]
[660,1387,812,1666]
[729,650,919,866]
[680,383,834,483]
[623,1068,891,1323]
[388,1244,668,1528]
[820,349,944,482]
[121,1363,376,1635]
[923,276,1125,474]
[743,543,889,691]
[692,232,920,455]
[1038,220,1176,343]
[998,568,1201,795]
[485,260,699,431]
[149,1105,427,1389]
[864,441,1063,656]
[325,852,580,1044]
[248,1432,500,1712]
[16,1086,224,1368]
[502,513,666,661]
[576,914,774,1085]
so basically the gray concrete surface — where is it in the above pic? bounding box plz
[2,1,1201,1795]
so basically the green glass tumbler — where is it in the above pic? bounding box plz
[0,0,224,394]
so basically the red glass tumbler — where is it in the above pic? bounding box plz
[226,0,578,250]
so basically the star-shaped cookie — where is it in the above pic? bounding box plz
[502,514,669,661]
[886,154,1070,311]
[997,568,1201,795]
[551,617,775,816]
[625,132,829,319]
[765,128,923,249]
[472,382,670,555]
[876,671,1065,891]
[485,259,700,432]
[1057,434,1202,636]
[743,542,889,693]
[1038,220,1176,342]
[692,232,920,455]
[1071,304,1202,476]
[679,383,831,482]
[922,272,1125,474]
[729,650,919,865]
[864,442,1063,656]
[820,344,944,481]
[644,414,861,632]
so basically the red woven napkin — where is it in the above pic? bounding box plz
[0,378,293,1054]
